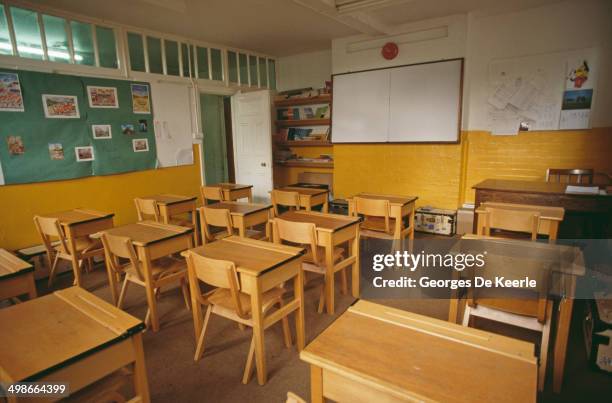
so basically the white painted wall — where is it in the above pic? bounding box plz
[327,0,612,130]
[276,50,332,91]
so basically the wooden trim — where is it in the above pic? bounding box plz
[276,119,330,127]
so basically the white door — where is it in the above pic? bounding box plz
[231,90,273,202]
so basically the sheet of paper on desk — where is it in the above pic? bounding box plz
[565,185,599,194]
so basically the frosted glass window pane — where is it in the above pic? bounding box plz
[96,26,117,68]
[11,7,43,60]
[210,48,222,81]
[71,21,94,65]
[239,53,248,85]
[268,59,276,90]
[127,32,145,71]
[0,6,12,55]
[42,15,69,63]
[147,36,162,74]
[181,43,190,77]
[228,51,237,83]
[197,46,209,79]
[249,55,258,86]
[258,57,267,87]
[165,40,179,76]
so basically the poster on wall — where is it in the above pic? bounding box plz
[131,84,151,114]
[92,124,112,139]
[42,94,80,118]
[75,146,94,162]
[87,86,119,108]
[132,138,149,152]
[559,58,595,130]
[0,72,25,112]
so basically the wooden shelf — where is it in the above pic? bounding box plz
[274,94,331,107]
[276,141,332,147]
[274,160,334,169]
[276,118,330,127]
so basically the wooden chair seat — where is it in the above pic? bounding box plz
[55,236,102,254]
[303,247,344,273]
[205,286,287,318]
[244,228,267,240]
[123,256,186,283]
[170,217,195,228]
[361,216,397,232]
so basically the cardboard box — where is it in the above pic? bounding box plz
[415,207,456,236]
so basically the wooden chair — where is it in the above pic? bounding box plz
[199,206,266,244]
[271,189,300,217]
[272,218,346,313]
[33,215,104,286]
[201,186,224,205]
[476,202,564,241]
[134,198,160,221]
[100,232,190,328]
[460,235,553,391]
[182,251,292,384]
[546,168,594,184]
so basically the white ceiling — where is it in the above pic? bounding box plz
[32,0,564,56]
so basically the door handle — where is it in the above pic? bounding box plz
[261,162,267,167]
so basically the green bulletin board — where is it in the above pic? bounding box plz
[0,69,157,185]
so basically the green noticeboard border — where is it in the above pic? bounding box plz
[0,69,157,185]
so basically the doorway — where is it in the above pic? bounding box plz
[200,93,234,184]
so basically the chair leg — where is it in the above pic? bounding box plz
[144,309,151,329]
[340,268,348,295]
[279,299,292,348]
[538,302,553,392]
[462,305,472,327]
[317,286,325,314]
[47,255,60,287]
[194,305,213,361]
[242,335,256,384]
[180,278,191,311]
[117,277,130,308]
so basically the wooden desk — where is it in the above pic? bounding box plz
[148,193,198,244]
[187,236,305,385]
[0,286,149,402]
[278,187,329,213]
[0,249,36,303]
[301,300,537,403]
[210,183,253,202]
[451,235,586,394]
[347,193,418,240]
[204,201,272,238]
[102,221,193,332]
[42,209,114,286]
[270,211,361,314]
[473,179,612,238]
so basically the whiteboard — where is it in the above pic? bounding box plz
[332,59,462,143]
[388,60,462,142]
[332,69,389,143]
[149,81,195,167]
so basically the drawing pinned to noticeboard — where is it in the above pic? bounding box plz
[560,57,596,130]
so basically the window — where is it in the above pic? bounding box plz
[258,57,267,88]
[249,55,258,87]
[71,21,94,65]
[268,59,276,90]
[196,46,209,79]
[239,53,248,85]
[42,15,70,63]
[96,26,117,68]
[147,36,163,74]
[181,43,190,77]
[210,48,223,81]
[165,40,179,76]
[10,7,43,60]
[227,51,237,83]
[0,6,11,55]
[127,32,145,71]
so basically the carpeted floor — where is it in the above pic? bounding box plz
[28,256,610,403]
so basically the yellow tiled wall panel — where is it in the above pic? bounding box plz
[0,145,202,250]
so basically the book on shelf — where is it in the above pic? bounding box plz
[276,107,301,120]
[315,105,329,118]
[287,127,313,140]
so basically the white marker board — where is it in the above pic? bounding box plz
[332,59,462,143]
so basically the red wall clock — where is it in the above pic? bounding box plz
[382,42,399,60]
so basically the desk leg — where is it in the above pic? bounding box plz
[67,232,83,287]
[351,226,360,299]
[393,211,402,240]
[553,297,573,393]
[250,283,267,385]
[132,332,151,403]
[325,244,335,314]
[236,216,246,238]
[105,255,119,305]
[409,205,415,240]
[294,267,305,350]
[27,273,37,299]
[323,198,329,213]
[310,365,323,403]
[248,189,253,203]
[142,249,160,332]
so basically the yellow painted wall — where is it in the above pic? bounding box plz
[334,128,612,209]
[0,145,202,250]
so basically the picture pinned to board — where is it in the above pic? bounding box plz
[132,138,149,152]
[87,86,119,108]
[138,119,148,132]
[6,135,24,155]
[48,143,64,160]
[131,84,151,114]
[121,124,135,135]
[42,94,80,118]
[0,72,25,112]
[92,124,112,139]
[560,57,596,130]
[75,146,94,162]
